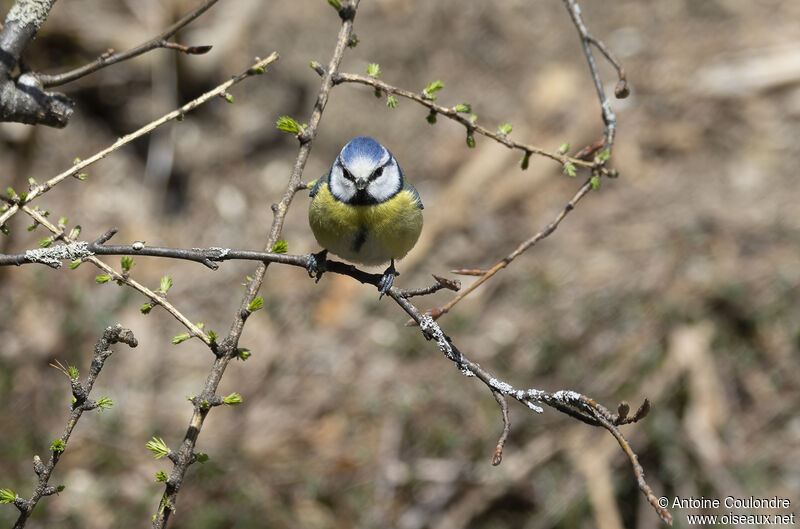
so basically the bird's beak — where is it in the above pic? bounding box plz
[354,178,368,191]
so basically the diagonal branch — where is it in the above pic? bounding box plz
[0,53,279,228]
[387,289,672,525]
[149,3,362,527]
[36,0,220,88]
[419,179,594,322]
[11,324,137,529]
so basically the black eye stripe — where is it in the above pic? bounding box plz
[368,159,392,181]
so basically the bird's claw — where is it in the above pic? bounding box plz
[378,260,398,298]
[307,250,328,283]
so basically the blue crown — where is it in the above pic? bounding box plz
[341,136,384,163]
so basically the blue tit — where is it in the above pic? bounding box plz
[309,136,423,295]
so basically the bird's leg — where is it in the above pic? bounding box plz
[306,249,328,283]
[378,259,398,298]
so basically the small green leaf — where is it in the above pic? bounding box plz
[38,237,52,248]
[237,348,251,361]
[558,142,570,154]
[498,122,513,135]
[96,274,112,284]
[386,95,398,108]
[67,365,79,379]
[76,173,88,181]
[68,225,81,239]
[223,392,243,406]
[0,488,16,504]
[276,116,302,134]
[208,330,218,342]
[423,80,445,100]
[159,275,173,293]
[172,333,191,345]
[140,303,153,314]
[309,60,320,70]
[73,157,81,164]
[367,63,381,77]
[58,216,68,227]
[468,114,478,123]
[6,187,17,199]
[195,452,209,463]
[454,103,471,113]
[155,471,168,483]
[271,240,288,254]
[597,149,611,162]
[348,34,359,48]
[146,437,169,459]
[28,177,37,185]
[56,485,65,493]
[252,66,265,75]
[520,152,531,170]
[69,259,82,270]
[373,87,382,98]
[248,297,264,312]
[224,93,234,104]
[563,162,577,178]
[328,0,342,10]
[97,396,113,410]
[27,223,37,232]
[426,110,437,124]
[51,440,66,454]
[590,176,600,190]
[466,133,476,148]
[120,256,134,273]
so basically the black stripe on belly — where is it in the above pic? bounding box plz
[352,226,368,253]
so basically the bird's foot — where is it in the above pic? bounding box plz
[306,249,328,283]
[378,260,398,298]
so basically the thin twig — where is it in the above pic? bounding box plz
[586,405,673,525]
[331,72,602,171]
[19,209,212,345]
[0,53,279,228]
[491,391,510,466]
[12,325,137,529]
[36,0,221,88]
[562,0,622,149]
[418,180,594,322]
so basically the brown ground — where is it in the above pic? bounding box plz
[0,1,798,528]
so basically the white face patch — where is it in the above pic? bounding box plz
[328,140,402,205]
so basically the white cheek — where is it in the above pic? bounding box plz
[368,166,401,202]
[329,166,355,202]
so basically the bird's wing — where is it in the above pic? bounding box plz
[402,174,424,210]
[309,170,330,197]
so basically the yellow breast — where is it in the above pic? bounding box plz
[309,183,423,266]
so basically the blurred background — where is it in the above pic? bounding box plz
[1,0,799,527]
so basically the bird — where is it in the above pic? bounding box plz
[308,136,423,295]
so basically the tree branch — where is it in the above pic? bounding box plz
[0,0,73,126]
[11,324,137,529]
[0,53,279,228]
[148,2,361,526]
[36,0,220,88]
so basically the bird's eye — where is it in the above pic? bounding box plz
[369,167,383,181]
[341,167,354,181]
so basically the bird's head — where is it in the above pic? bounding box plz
[329,136,402,205]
